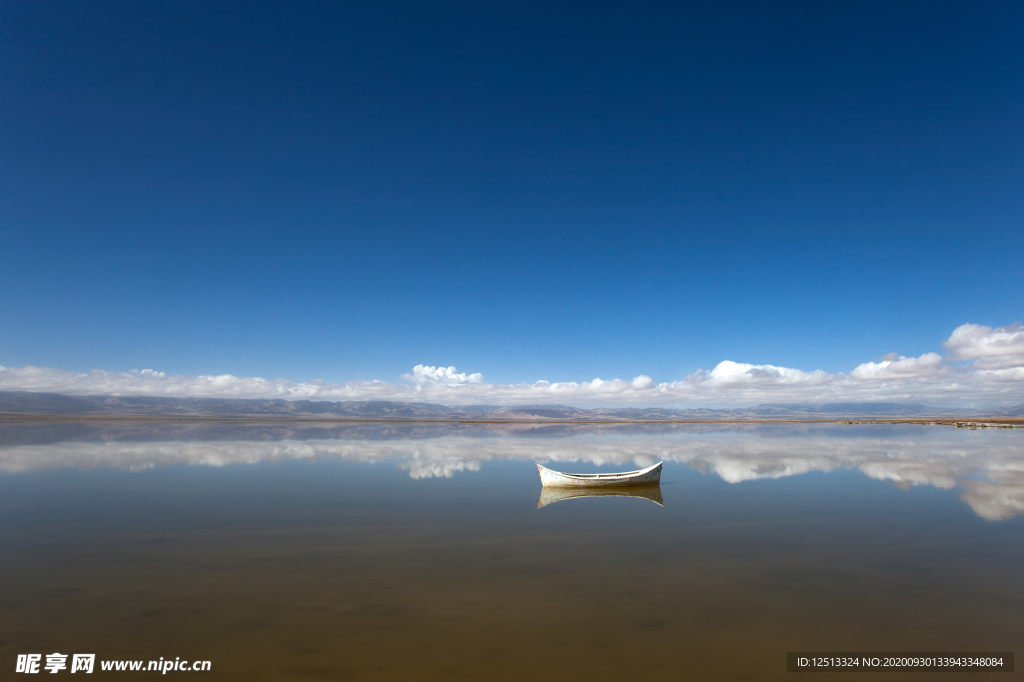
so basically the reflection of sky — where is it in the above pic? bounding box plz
[1,423,1021,521]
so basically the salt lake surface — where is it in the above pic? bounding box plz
[2,421,1022,680]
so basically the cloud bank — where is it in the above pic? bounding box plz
[1,322,1022,407]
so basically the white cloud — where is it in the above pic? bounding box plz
[944,322,1024,370]
[702,360,832,386]
[849,352,944,380]
[400,365,484,385]
[631,375,656,390]
[2,321,1023,407]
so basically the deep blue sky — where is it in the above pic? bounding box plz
[2,0,1022,385]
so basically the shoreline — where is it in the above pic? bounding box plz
[1,414,1022,426]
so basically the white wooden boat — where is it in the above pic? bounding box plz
[537,485,663,509]
[536,461,662,488]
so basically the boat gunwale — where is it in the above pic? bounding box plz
[535,461,663,480]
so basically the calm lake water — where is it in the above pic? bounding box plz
[2,421,1022,680]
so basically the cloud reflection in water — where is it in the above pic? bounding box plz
[0,423,1021,521]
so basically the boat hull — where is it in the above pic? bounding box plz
[536,461,662,487]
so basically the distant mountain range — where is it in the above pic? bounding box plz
[1,391,1021,420]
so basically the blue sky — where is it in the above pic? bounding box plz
[1,1,1022,405]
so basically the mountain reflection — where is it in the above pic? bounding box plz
[537,485,664,509]
[0,421,1021,520]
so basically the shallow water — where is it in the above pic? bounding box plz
[2,421,1022,680]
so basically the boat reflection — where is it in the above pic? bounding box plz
[537,484,664,509]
